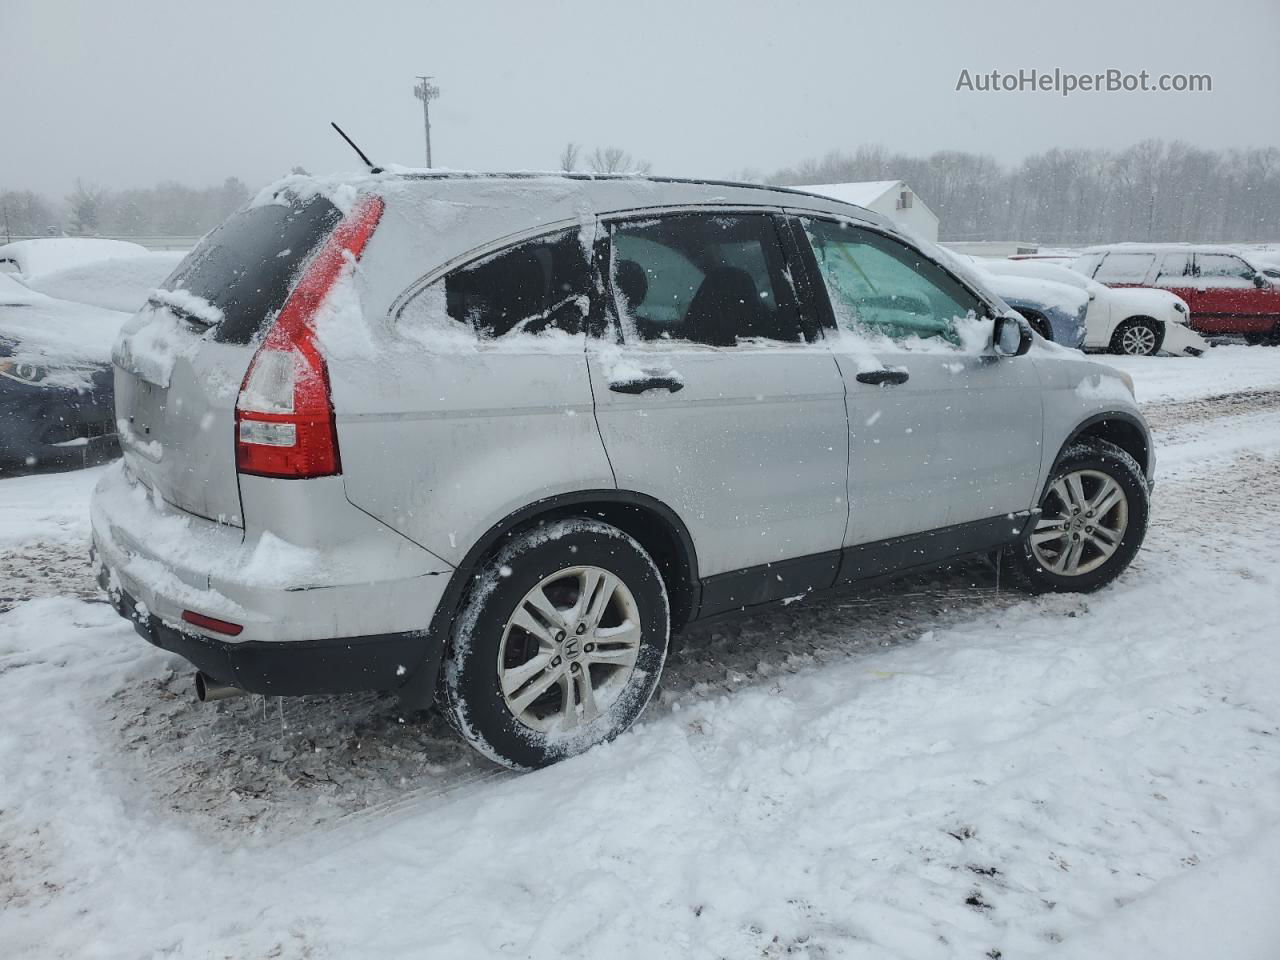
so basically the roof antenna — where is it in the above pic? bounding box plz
[330,122,383,173]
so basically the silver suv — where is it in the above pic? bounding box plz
[91,174,1154,769]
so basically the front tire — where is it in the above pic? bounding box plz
[1003,439,1149,594]
[442,519,670,769]
[1109,317,1163,356]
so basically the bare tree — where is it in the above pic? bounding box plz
[767,139,1280,244]
[588,146,651,175]
[558,142,580,172]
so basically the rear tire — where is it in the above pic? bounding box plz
[442,519,670,769]
[1109,317,1163,356]
[1003,439,1149,595]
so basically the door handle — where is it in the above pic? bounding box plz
[609,375,685,395]
[855,369,909,386]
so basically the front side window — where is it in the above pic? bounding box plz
[608,214,803,346]
[800,218,982,343]
[401,229,593,339]
[1195,253,1255,283]
[1094,252,1155,284]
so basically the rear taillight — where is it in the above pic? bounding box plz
[235,195,385,478]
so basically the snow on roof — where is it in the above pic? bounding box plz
[0,238,149,279]
[788,180,903,208]
[23,252,186,314]
[1083,242,1252,256]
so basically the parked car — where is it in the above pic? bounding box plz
[980,257,1206,356]
[92,173,1154,769]
[963,266,1089,347]
[0,243,184,470]
[0,274,122,469]
[1073,244,1280,344]
[0,238,149,278]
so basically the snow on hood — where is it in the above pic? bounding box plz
[978,257,1094,294]
[23,252,187,313]
[0,287,130,385]
[0,238,148,279]
[980,273,1089,315]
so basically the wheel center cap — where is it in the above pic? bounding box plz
[562,635,582,660]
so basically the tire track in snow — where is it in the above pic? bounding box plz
[7,384,1280,841]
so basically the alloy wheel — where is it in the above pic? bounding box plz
[1030,469,1130,576]
[1120,323,1158,355]
[497,566,643,733]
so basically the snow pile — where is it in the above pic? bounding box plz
[145,288,224,327]
[22,252,186,313]
[0,273,42,306]
[111,297,211,388]
[0,287,130,382]
[0,238,148,279]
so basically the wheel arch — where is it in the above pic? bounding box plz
[1060,411,1152,477]
[398,489,700,709]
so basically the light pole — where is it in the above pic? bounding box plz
[414,76,440,167]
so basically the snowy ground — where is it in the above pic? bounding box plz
[2,349,1279,958]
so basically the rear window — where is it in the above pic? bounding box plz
[162,196,342,344]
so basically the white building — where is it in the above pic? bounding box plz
[791,180,940,243]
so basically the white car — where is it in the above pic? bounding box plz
[0,238,149,278]
[983,258,1206,357]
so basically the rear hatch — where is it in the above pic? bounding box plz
[112,195,342,526]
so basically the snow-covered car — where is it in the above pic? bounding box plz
[974,271,1089,348]
[22,251,187,313]
[92,172,1154,769]
[0,275,126,468]
[932,249,1088,347]
[0,245,184,469]
[982,258,1206,357]
[0,238,149,279]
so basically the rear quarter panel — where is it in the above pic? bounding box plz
[331,343,615,567]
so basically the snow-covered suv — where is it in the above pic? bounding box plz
[91,173,1155,769]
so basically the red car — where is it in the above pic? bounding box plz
[1073,244,1280,344]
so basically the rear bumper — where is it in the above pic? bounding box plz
[90,460,454,694]
[101,570,428,694]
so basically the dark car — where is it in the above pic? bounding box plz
[0,275,125,470]
[0,250,185,471]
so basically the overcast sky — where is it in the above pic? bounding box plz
[3,0,1278,197]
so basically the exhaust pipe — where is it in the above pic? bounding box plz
[194,671,246,703]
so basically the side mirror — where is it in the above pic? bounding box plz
[1253,273,1267,289]
[993,313,1032,357]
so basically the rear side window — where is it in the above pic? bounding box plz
[1094,252,1155,284]
[800,218,981,343]
[400,229,593,339]
[163,196,342,345]
[608,213,803,346]
[1155,253,1191,283]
